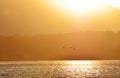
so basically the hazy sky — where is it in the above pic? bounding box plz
[0,0,120,35]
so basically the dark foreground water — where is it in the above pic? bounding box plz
[0,60,120,78]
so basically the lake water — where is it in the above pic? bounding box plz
[0,60,120,78]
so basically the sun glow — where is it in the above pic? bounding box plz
[46,0,120,18]
[47,0,106,17]
[103,0,120,8]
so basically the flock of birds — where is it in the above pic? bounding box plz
[62,46,76,51]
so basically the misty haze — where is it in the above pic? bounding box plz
[0,0,120,60]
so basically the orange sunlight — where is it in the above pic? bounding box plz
[46,0,107,17]
[46,0,120,18]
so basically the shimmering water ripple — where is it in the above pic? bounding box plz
[0,60,120,78]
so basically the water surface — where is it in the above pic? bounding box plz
[0,60,120,78]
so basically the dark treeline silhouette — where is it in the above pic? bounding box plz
[0,31,120,60]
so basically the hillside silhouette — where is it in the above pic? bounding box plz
[0,31,120,60]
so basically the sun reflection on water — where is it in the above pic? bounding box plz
[66,61,96,65]
[60,61,100,77]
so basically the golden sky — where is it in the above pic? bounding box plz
[0,0,120,35]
